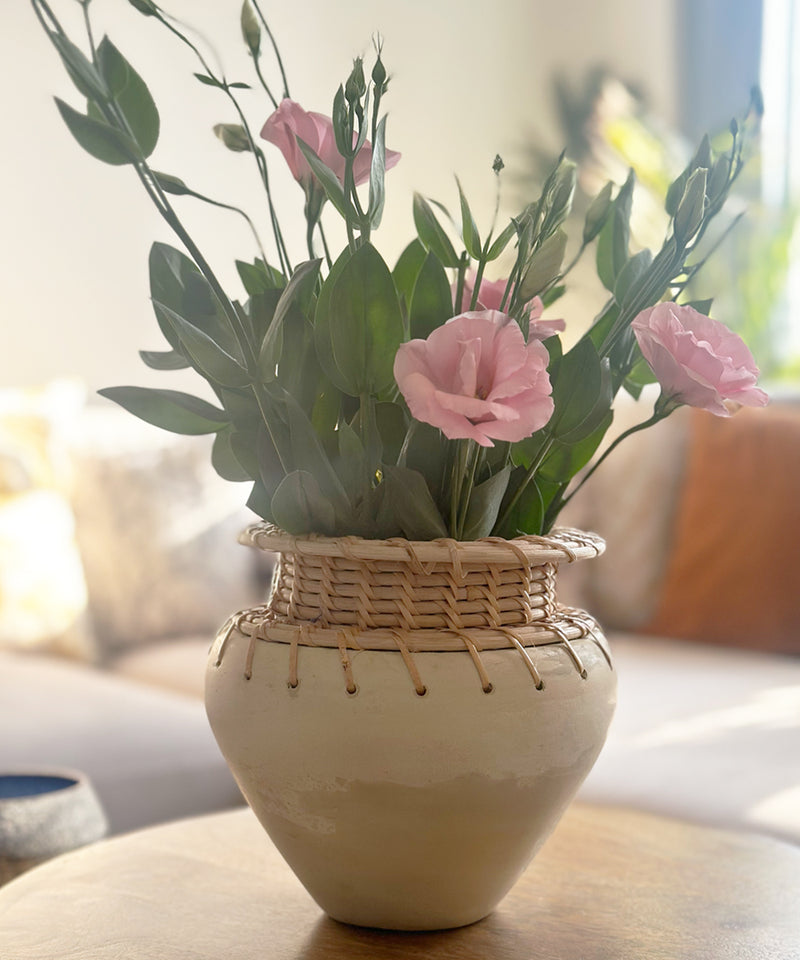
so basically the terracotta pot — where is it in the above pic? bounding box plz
[205,524,616,931]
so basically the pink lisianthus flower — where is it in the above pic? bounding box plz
[394,310,554,447]
[260,99,401,193]
[457,276,565,340]
[632,302,769,416]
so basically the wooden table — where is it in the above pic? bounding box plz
[0,803,797,959]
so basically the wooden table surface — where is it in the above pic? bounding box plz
[0,803,798,960]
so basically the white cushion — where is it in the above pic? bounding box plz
[579,634,800,843]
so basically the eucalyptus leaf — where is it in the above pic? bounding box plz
[98,386,228,435]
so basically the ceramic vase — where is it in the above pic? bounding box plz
[205,523,616,930]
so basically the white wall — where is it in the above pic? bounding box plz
[2,0,677,393]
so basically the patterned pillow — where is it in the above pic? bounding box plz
[68,406,266,658]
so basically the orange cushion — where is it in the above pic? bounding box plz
[642,403,800,652]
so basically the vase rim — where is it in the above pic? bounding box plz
[239,522,604,565]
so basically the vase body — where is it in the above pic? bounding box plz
[205,524,616,930]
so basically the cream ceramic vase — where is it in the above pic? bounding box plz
[205,523,616,931]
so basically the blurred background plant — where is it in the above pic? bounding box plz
[518,67,799,382]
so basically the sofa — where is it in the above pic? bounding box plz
[1,382,798,843]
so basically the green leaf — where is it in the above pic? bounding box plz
[96,37,160,158]
[271,470,336,535]
[539,411,613,483]
[236,258,285,296]
[486,220,517,262]
[673,168,707,242]
[127,0,159,14]
[548,337,607,441]
[623,355,658,400]
[153,301,250,387]
[457,178,481,259]
[493,467,545,538]
[583,181,614,244]
[413,194,460,268]
[258,259,321,380]
[240,0,261,54]
[55,98,139,165]
[149,243,237,355]
[410,252,453,340]
[194,73,224,88]
[297,138,349,218]
[393,239,427,324]
[98,386,228,435]
[374,401,408,466]
[378,466,448,539]
[138,349,189,371]
[212,425,255,481]
[368,115,388,228]
[614,249,653,309]
[519,229,567,301]
[50,34,108,101]
[401,421,447,503]
[596,171,634,292]
[283,392,351,521]
[321,243,404,396]
[462,466,511,540]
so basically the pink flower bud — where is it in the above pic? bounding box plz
[260,99,400,192]
[457,276,565,340]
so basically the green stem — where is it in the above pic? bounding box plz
[456,444,482,540]
[251,0,291,99]
[252,53,279,109]
[469,257,487,310]
[560,408,671,509]
[494,433,554,534]
[318,222,333,270]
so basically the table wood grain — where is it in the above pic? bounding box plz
[0,803,797,959]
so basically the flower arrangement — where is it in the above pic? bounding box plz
[33,0,768,542]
